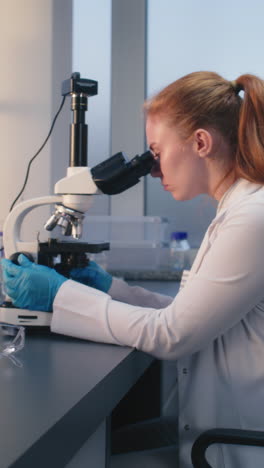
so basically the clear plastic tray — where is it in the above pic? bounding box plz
[83,215,169,244]
[81,215,170,271]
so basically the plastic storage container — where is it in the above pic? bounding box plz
[82,216,169,272]
[169,231,190,272]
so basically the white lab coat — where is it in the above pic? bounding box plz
[52,178,264,467]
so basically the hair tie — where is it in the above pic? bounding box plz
[230,80,243,95]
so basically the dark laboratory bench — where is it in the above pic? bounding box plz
[0,280,179,468]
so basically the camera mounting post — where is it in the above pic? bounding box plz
[44,72,100,238]
[62,72,98,167]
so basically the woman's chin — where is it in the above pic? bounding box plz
[171,190,193,202]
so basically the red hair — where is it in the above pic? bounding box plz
[145,71,264,183]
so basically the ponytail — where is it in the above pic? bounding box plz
[235,74,264,183]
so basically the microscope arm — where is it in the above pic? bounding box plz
[3,195,62,260]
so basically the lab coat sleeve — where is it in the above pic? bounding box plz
[109,277,173,308]
[51,204,264,360]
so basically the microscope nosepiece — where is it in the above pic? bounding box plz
[44,203,85,238]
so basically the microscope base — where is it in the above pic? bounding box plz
[0,305,51,327]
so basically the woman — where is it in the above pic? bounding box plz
[3,71,264,467]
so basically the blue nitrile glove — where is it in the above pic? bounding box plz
[1,254,67,312]
[69,260,112,293]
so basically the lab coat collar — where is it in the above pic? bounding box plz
[216,178,263,217]
[188,178,263,278]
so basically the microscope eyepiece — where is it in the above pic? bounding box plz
[91,150,154,195]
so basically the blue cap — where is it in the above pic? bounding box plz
[170,231,188,241]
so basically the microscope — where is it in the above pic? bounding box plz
[0,72,154,327]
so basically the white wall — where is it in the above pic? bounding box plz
[0,0,72,240]
[146,0,264,246]
[110,0,146,216]
[73,0,112,215]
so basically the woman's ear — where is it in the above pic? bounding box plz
[193,129,213,158]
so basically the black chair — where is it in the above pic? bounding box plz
[191,428,264,468]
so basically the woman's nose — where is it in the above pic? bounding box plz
[150,160,162,178]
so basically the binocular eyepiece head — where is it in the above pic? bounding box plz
[91,150,154,195]
[44,150,154,240]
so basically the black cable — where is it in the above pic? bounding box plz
[9,95,66,212]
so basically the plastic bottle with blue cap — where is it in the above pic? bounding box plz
[169,231,190,272]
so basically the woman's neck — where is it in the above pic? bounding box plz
[213,169,238,201]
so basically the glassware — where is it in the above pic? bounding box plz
[0,323,25,358]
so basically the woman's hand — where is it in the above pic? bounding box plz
[69,260,112,292]
[1,254,67,311]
